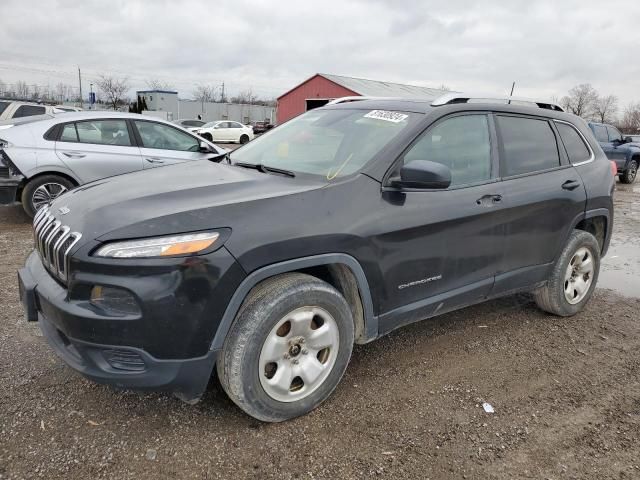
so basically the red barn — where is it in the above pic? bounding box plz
[276,73,449,124]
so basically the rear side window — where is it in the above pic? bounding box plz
[556,123,591,164]
[60,124,79,142]
[404,114,492,186]
[497,116,560,176]
[76,120,132,146]
[592,125,609,143]
[13,105,46,118]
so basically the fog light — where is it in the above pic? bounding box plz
[90,286,141,316]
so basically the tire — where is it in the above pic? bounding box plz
[21,174,75,218]
[239,134,250,145]
[217,273,354,422]
[620,160,638,184]
[533,230,600,317]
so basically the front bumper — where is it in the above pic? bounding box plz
[18,248,245,402]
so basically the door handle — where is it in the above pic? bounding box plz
[62,152,86,159]
[562,180,581,191]
[145,157,165,164]
[476,194,502,206]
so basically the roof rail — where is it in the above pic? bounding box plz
[431,93,564,112]
[326,96,401,105]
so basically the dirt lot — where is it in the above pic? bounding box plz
[1,183,639,480]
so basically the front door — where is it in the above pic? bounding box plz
[494,114,587,293]
[133,120,210,168]
[54,119,143,183]
[376,113,506,334]
[606,125,628,169]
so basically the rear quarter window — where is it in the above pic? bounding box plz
[556,123,591,164]
[13,105,46,118]
[0,101,10,115]
[497,116,560,176]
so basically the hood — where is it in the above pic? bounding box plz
[49,160,325,241]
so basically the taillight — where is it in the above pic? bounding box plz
[610,161,617,177]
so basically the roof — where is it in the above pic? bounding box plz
[136,90,178,95]
[277,73,452,100]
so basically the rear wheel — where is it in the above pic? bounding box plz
[533,230,600,316]
[21,174,75,218]
[217,273,354,422]
[620,160,638,184]
[239,134,250,144]
[200,133,213,142]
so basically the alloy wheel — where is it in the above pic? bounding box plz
[32,183,68,211]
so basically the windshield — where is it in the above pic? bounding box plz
[203,121,220,128]
[231,108,416,179]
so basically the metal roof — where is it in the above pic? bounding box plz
[319,73,450,99]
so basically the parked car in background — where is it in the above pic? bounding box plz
[251,121,274,134]
[0,101,64,121]
[193,120,254,144]
[54,105,83,113]
[173,119,206,132]
[0,111,226,216]
[624,134,640,143]
[18,94,614,422]
[588,122,639,183]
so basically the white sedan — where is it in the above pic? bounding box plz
[193,121,254,144]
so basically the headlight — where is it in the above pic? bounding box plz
[94,232,220,258]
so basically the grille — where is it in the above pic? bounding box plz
[0,166,8,177]
[32,206,82,283]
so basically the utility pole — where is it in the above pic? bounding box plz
[78,67,83,108]
[221,81,225,103]
[508,81,516,104]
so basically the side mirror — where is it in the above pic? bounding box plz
[624,136,633,144]
[394,160,451,189]
[199,140,215,153]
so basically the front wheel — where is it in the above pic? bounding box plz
[533,230,600,316]
[21,174,75,218]
[217,273,354,422]
[620,160,638,184]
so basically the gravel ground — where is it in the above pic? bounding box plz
[0,182,639,480]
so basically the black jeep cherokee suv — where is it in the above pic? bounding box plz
[18,96,615,422]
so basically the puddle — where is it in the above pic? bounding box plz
[599,241,640,298]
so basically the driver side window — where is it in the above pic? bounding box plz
[134,121,199,151]
[403,114,492,187]
[607,126,622,143]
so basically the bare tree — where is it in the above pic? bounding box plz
[145,78,175,91]
[560,84,599,119]
[231,88,257,105]
[620,102,640,133]
[15,80,29,99]
[96,75,130,110]
[31,84,41,101]
[193,84,217,103]
[0,78,5,96]
[593,94,618,124]
[55,82,72,102]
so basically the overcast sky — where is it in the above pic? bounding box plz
[1,0,639,110]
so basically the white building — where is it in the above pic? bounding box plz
[136,90,275,124]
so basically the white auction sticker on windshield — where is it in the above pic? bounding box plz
[363,110,408,123]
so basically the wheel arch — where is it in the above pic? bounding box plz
[210,254,377,351]
[571,209,612,256]
[16,169,80,201]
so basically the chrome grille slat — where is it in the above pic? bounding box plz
[31,207,81,283]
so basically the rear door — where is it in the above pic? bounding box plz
[132,119,211,168]
[54,119,143,183]
[494,114,587,293]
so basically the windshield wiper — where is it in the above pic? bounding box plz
[234,162,296,178]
